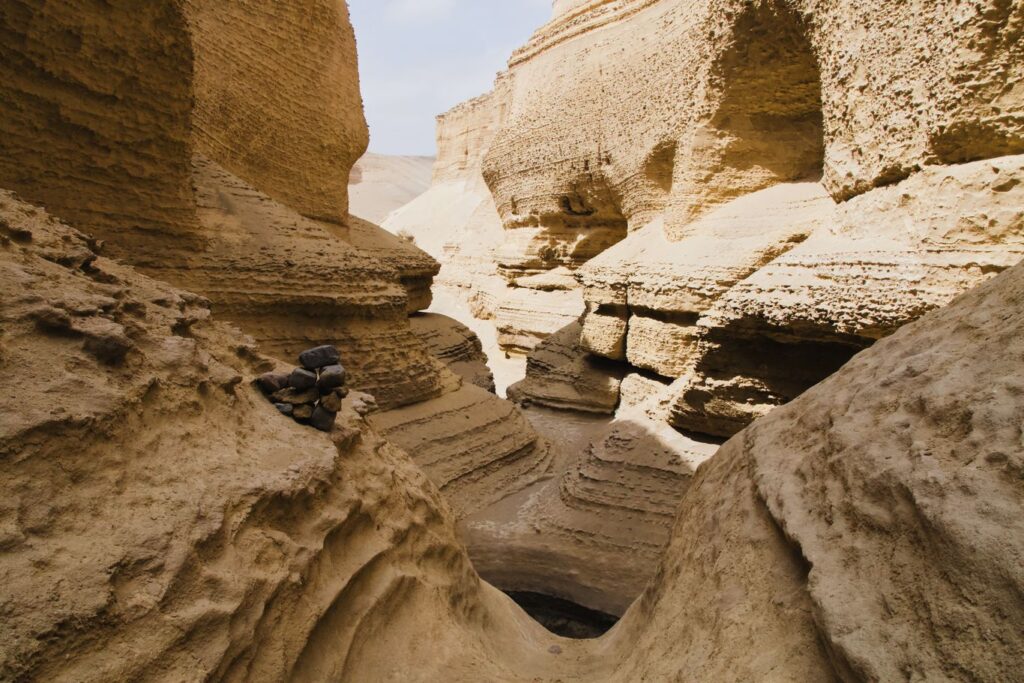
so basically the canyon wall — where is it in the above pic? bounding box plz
[1,0,1022,681]
[0,0,198,266]
[185,0,368,224]
[0,195,527,681]
[0,0,552,519]
[462,0,1024,612]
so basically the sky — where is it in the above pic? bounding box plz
[348,0,551,157]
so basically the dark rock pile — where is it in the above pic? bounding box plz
[256,345,348,432]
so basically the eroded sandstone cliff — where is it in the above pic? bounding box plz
[454,0,1024,611]
[0,191,560,683]
[0,0,555,518]
[1,0,1022,681]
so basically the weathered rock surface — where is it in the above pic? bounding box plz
[0,0,198,265]
[385,78,585,354]
[369,383,555,517]
[487,0,1023,232]
[3,1,1023,681]
[608,260,1024,682]
[185,0,368,223]
[409,313,496,393]
[460,0,1024,614]
[508,320,624,414]
[0,0,553,546]
[4,182,1022,682]
[0,194,564,682]
[188,155,446,410]
[465,412,719,616]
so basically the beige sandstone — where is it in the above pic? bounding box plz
[385,79,585,355]
[437,0,1024,612]
[1,0,1022,681]
[409,312,496,393]
[3,178,1021,683]
[185,0,368,224]
[0,192,561,682]
[0,0,552,533]
[507,320,623,414]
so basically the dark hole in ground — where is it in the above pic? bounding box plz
[506,591,619,639]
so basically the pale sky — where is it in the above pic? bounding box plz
[349,0,551,157]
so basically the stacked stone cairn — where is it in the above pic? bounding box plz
[256,345,348,432]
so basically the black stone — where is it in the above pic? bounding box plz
[289,367,317,391]
[274,403,294,417]
[257,372,291,394]
[317,364,347,392]
[310,405,337,432]
[299,345,340,370]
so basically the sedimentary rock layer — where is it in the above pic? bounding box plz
[385,78,585,352]
[369,383,554,517]
[465,413,719,615]
[184,0,367,223]
[410,312,496,393]
[0,0,198,262]
[487,0,1024,235]
[5,185,1022,682]
[508,320,624,414]
[187,155,447,410]
[483,0,1024,615]
[0,192,556,682]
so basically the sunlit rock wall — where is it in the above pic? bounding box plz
[497,0,1023,425]
[483,0,1024,612]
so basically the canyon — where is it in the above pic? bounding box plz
[1,0,1022,682]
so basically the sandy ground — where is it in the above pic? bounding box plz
[348,153,435,224]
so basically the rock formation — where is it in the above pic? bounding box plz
[453,0,1024,613]
[0,193,554,681]
[3,175,1021,683]
[409,313,496,393]
[0,0,552,529]
[186,0,368,224]
[1,0,1022,681]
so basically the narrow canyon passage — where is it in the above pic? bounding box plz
[1,0,1022,681]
